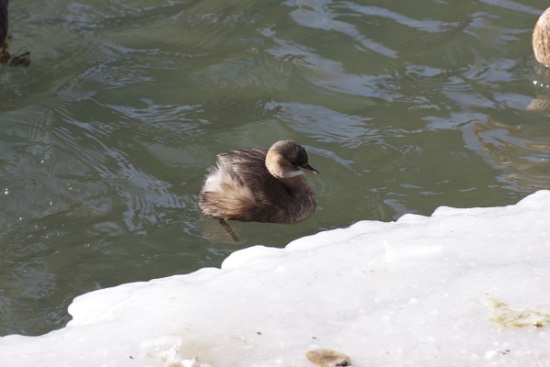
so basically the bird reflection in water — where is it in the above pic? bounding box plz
[473,117,550,192]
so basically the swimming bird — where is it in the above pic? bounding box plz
[533,7,550,68]
[199,140,318,224]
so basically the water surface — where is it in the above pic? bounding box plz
[1,0,549,336]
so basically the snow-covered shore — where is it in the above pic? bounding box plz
[1,191,550,367]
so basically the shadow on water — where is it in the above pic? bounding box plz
[1,0,549,336]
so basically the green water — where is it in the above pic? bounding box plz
[1,0,549,336]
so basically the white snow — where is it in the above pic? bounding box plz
[1,191,550,367]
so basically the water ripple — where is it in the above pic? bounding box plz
[290,1,398,58]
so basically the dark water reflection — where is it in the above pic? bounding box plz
[0,0,549,335]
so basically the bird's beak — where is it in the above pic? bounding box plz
[301,164,319,175]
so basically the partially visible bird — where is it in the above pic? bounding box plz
[0,0,8,48]
[533,7,550,68]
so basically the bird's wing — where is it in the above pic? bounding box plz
[216,148,268,186]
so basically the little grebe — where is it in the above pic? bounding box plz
[199,140,318,223]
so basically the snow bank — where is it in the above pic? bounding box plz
[1,191,550,367]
